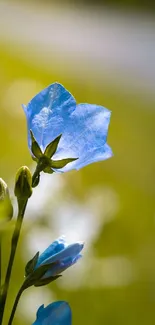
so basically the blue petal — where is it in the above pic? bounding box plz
[23,83,76,151]
[36,237,66,268]
[43,254,82,278]
[23,83,113,171]
[41,242,84,266]
[52,103,112,171]
[32,301,72,325]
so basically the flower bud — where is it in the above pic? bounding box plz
[0,178,8,201]
[14,166,32,199]
[23,237,84,289]
[0,178,13,221]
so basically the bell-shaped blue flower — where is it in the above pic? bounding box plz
[23,83,112,172]
[32,301,72,325]
[35,237,84,281]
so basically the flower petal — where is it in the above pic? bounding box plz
[23,83,76,151]
[42,242,84,266]
[43,254,82,278]
[36,237,66,268]
[52,103,112,171]
[33,301,72,325]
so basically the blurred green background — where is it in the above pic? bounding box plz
[0,0,155,324]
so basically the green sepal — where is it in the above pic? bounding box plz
[14,166,32,199]
[34,275,62,287]
[30,130,43,159]
[50,157,78,169]
[44,134,62,158]
[23,262,59,289]
[32,156,38,163]
[43,167,54,174]
[25,251,39,277]
[32,155,52,187]
[36,156,51,173]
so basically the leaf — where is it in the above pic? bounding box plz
[44,134,62,158]
[50,158,78,169]
[25,252,39,277]
[30,130,43,159]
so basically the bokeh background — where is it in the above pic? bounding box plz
[0,0,155,324]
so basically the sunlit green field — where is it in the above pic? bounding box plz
[0,41,155,325]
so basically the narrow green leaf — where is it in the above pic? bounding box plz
[30,130,43,159]
[50,158,78,169]
[25,251,39,277]
[44,134,62,158]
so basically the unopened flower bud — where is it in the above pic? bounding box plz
[14,166,32,199]
[0,178,13,221]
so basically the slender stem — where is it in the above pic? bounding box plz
[0,199,28,325]
[0,234,1,296]
[32,169,40,188]
[8,286,24,325]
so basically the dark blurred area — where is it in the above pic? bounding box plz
[28,0,155,11]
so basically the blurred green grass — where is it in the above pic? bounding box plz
[1,42,155,325]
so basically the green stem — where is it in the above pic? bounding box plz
[32,169,40,188]
[0,199,28,325]
[0,234,1,296]
[8,286,24,325]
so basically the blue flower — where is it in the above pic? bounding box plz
[35,237,84,280]
[23,83,112,172]
[32,301,72,325]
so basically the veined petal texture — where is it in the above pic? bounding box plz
[23,82,113,172]
[53,103,112,171]
[23,83,76,152]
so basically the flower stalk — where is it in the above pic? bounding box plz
[0,198,28,325]
[8,285,25,325]
[0,235,1,297]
